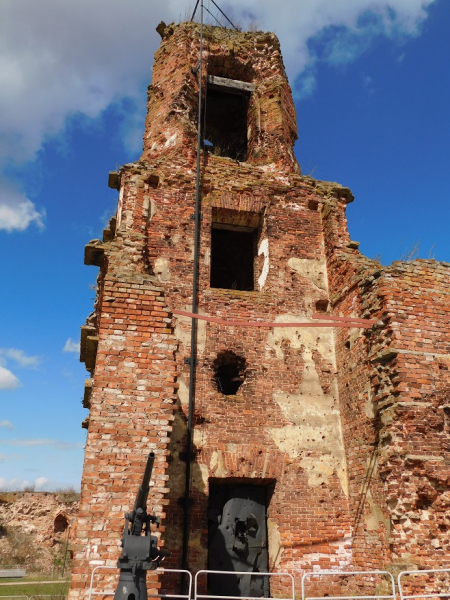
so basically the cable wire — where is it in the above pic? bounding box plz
[210,0,238,30]
[190,0,200,21]
[203,5,226,29]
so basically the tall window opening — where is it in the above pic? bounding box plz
[203,76,254,161]
[210,226,255,291]
[210,209,261,292]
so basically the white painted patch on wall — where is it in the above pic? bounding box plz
[116,186,124,230]
[285,202,303,211]
[164,133,178,148]
[258,238,269,290]
[148,198,157,224]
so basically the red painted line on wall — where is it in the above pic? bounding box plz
[312,313,378,325]
[172,309,376,328]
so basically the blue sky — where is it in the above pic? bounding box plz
[0,0,448,490]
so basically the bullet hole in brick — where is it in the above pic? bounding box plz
[315,299,328,312]
[214,351,246,395]
[195,414,207,425]
[345,341,351,349]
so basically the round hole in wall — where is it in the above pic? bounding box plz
[54,513,69,534]
[213,350,246,395]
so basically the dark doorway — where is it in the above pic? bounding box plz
[210,226,256,291]
[208,483,269,598]
[204,88,248,161]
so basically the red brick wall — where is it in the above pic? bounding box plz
[70,183,178,597]
[323,197,450,571]
[70,20,450,600]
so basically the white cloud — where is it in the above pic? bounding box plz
[0,0,437,228]
[0,181,45,232]
[2,438,83,450]
[0,476,51,491]
[0,477,31,490]
[0,348,42,368]
[0,420,13,430]
[0,453,6,462]
[225,0,436,95]
[0,476,78,492]
[34,476,51,491]
[63,338,80,353]
[0,365,20,389]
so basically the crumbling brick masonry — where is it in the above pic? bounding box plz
[69,21,450,600]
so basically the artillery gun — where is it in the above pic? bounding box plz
[114,452,169,600]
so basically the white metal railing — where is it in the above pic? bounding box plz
[301,570,396,600]
[84,565,450,600]
[87,565,192,600]
[398,569,450,600]
[194,569,295,600]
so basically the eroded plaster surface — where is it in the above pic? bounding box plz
[209,449,228,477]
[288,257,328,291]
[267,316,348,494]
[154,257,171,282]
[174,307,207,356]
[267,518,283,569]
[291,535,352,572]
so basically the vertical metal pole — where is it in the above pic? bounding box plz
[182,0,203,577]
[61,519,73,577]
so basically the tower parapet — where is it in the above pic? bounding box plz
[144,22,299,172]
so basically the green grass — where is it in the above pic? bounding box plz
[0,577,66,584]
[0,580,69,598]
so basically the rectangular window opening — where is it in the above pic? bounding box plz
[210,208,262,292]
[204,77,252,161]
[210,225,256,291]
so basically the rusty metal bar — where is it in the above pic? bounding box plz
[173,310,376,328]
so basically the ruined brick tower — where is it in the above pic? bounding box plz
[70,20,450,600]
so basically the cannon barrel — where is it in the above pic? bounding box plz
[133,452,155,515]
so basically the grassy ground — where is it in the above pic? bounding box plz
[0,577,69,598]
